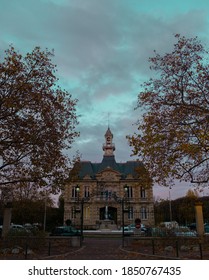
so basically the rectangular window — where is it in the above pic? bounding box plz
[128,206,134,219]
[71,206,76,219]
[126,186,133,198]
[101,190,111,200]
[140,187,146,198]
[84,186,90,198]
[141,207,148,220]
[100,191,106,200]
[84,206,90,219]
[71,186,79,198]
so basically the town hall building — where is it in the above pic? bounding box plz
[64,128,155,229]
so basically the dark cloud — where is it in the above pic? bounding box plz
[1,0,209,198]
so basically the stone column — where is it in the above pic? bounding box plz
[195,202,204,236]
[2,202,12,238]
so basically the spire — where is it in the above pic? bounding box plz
[103,127,115,156]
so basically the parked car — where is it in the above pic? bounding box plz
[50,226,80,236]
[188,223,196,231]
[10,224,26,230]
[171,226,197,237]
[204,223,209,233]
[24,223,39,234]
[150,227,169,237]
[159,221,179,229]
[9,224,31,235]
[122,223,147,235]
[0,224,31,236]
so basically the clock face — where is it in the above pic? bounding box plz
[107,136,111,144]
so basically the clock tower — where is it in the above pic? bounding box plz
[64,127,155,229]
[103,127,115,156]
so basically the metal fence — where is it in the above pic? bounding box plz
[0,236,81,259]
[1,234,209,260]
[123,235,208,259]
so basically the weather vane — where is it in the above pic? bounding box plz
[108,112,110,128]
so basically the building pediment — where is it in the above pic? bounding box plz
[96,167,121,181]
[126,173,134,179]
[83,174,92,180]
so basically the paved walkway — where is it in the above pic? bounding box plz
[47,237,162,260]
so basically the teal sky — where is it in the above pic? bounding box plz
[1,0,209,198]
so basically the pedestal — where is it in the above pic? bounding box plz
[100,220,117,231]
[195,202,204,236]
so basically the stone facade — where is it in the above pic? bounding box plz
[64,128,155,229]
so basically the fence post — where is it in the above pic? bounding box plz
[152,239,155,255]
[48,241,51,256]
[199,242,203,260]
[25,243,28,260]
[175,240,179,258]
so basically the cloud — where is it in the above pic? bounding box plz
[1,0,209,198]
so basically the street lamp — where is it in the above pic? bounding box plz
[124,184,128,193]
[76,185,80,194]
[169,186,172,222]
[43,193,47,231]
[113,185,129,247]
[74,185,90,246]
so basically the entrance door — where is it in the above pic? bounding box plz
[100,207,117,223]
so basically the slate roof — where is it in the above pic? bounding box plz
[75,155,143,180]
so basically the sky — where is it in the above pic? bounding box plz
[1,0,209,200]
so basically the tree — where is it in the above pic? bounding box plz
[128,34,209,187]
[154,196,197,225]
[0,46,79,193]
[185,189,199,199]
